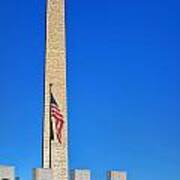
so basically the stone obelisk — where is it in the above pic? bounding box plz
[43,0,68,179]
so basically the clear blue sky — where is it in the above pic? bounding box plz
[0,0,179,179]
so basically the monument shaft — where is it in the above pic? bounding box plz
[43,0,68,179]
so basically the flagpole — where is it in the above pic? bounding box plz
[49,83,53,169]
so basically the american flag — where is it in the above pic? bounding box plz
[50,93,64,144]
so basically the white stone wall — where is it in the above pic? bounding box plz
[70,169,91,180]
[107,171,127,180]
[33,168,52,180]
[0,165,15,180]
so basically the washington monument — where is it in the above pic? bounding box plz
[42,0,68,179]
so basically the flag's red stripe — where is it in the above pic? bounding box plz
[51,106,60,112]
[51,111,63,117]
[51,104,61,111]
[51,111,63,119]
[51,107,62,113]
[52,113,63,121]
